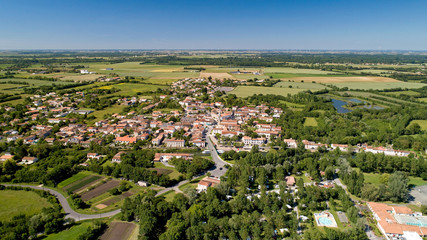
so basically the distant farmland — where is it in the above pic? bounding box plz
[229,86,306,98]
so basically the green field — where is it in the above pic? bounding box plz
[407,120,427,131]
[154,162,182,180]
[304,117,318,127]
[264,67,338,75]
[363,172,426,187]
[89,104,127,121]
[419,98,427,103]
[0,190,52,221]
[160,190,177,202]
[275,81,328,90]
[83,62,199,79]
[327,81,426,90]
[229,86,306,98]
[279,100,305,108]
[64,175,102,193]
[384,90,421,96]
[58,171,92,188]
[0,78,73,87]
[100,82,167,96]
[45,221,93,240]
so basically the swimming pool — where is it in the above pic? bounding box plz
[318,217,333,226]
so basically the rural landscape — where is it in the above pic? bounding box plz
[0,50,426,240]
[1,0,427,240]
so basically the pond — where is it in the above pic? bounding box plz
[331,99,352,113]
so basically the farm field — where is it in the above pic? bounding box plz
[153,162,182,180]
[199,72,234,79]
[0,78,73,86]
[275,80,328,90]
[58,171,92,188]
[203,67,262,73]
[347,91,422,106]
[45,221,93,240]
[407,120,427,131]
[264,67,338,74]
[44,73,105,82]
[229,86,306,98]
[304,117,318,127]
[384,90,421,96]
[100,221,136,240]
[419,98,427,103]
[288,76,398,83]
[99,82,167,96]
[63,175,103,193]
[84,62,199,79]
[327,81,427,90]
[279,100,305,108]
[0,190,52,221]
[80,179,120,201]
[142,78,176,85]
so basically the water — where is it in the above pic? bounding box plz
[331,99,352,113]
[318,217,333,226]
[349,98,362,103]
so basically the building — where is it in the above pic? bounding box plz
[197,176,221,192]
[153,153,193,162]
[0,153,14,162]
[284,139,298,148]
[165,138,185,148]
[285,176,296,186]
[115,136,137,145]
[21,156,38,165]
[112,152,125,163]
[242,136,266,146]
[87,153,101,160]
[367,202,427,239]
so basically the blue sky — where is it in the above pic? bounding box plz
[1,0,426,50]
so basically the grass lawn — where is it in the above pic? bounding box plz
[304,117,318,127]
[363,172,426,187]
[407,120,427,131]
[160,190,177,202]
[279,100,305,108]
[100,82,167,96]
[384,90,421,96]
[89,104,127,121]
[419,98,427,103]
[154,162,182,180]
[45,221,93,240]
[58,171,92,188]
[0,190,52,221]
[229,86,306,98]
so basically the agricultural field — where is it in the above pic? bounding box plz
[279,100,305,108]
[100,221,137,240]
[83,62,199,79]
[419,98,427,103]
[304,117,318,127]
[264,67,338,75]
[43,73,105,82]
[275,80,328,90]
[153,162,183,180]
[384,90,421,96]
[45,221,94,240]
[0,78,73,87]
[63,175,103,193]
[80,179,120,201]
[199,72,234,79]
[99,82,167,96]
[58,171,93,188]
[407,120,427,131]
[0,190,52,221]
[229,86,306,98]
[89,104,128,121]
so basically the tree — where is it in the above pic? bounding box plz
[388,171,409,202]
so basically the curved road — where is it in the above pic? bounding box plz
[1,128,232,221]
[1,184,121,221]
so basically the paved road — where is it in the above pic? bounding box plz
[0,127,233,221]
[1,184,121,221]
[206,134,232,178]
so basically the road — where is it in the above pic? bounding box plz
[1,184,121,221]
[0,132,231,221]
[206,134,232,178]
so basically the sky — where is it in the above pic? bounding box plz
[0,0,426,50]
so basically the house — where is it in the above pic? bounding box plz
[21,156,38,165]
[197,176,221,192]
[112,152,125,163]
[284,139,298,148]
[285,176,296,186]
[367,202,427,239]
[137,181,149,187]
[154,153,193,162]
[87,153,101,160]
[165,138,185,148]
[0,153,14,162]
[331,144,349,152]
[115,136,137,145]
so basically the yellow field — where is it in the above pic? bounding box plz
[288,76,399,83]
[199,72,234,79]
